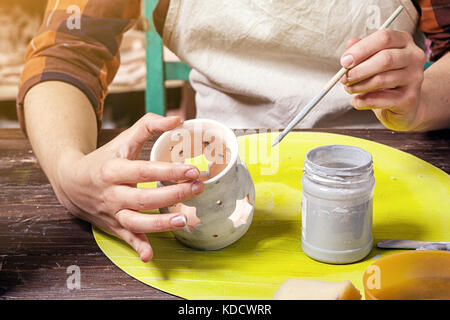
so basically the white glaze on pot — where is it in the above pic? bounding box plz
[150,119,255,250]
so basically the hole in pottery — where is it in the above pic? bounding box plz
[168,203,201,232]
[163,126,232,182]
[213,234,218,238]
[228,194,253,228]
[151,120,239,187]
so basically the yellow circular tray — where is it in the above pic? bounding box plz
[93,132,450,299]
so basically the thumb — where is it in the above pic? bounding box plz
[118,113,182,159]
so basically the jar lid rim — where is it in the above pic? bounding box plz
[304,144,373,177]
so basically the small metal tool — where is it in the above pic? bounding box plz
[377,239,450,251]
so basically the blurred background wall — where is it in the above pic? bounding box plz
[0,0,195,130]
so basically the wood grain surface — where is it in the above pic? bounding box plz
[0,128,448,299]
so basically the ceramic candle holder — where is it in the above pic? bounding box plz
[150,119,255,250]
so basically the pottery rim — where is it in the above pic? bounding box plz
[150,119,239,185]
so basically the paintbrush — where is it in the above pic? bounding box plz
[271,5,405,147]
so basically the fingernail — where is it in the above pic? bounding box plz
[341,55,354,68]
[171,215,187,228]
[192,181,204,194]
[185,168,199,179]
[140,247,152,262]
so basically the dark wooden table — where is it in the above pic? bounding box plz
[0,128,449,300]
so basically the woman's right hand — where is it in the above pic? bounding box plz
[53,114,204,262]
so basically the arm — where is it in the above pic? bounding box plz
[18,1,204,262]
[414,52,450,131]
[24,82,204,262]
[24,81,98,190]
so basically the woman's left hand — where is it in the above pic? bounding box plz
[340,29,427,131]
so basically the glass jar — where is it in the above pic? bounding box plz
[301,145,375,264]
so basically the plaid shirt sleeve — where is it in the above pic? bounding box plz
[17,0,140,132]
[415,0,450,61]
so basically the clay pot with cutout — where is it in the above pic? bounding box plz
[150,119,255,250]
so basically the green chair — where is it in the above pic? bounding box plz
[144,0,192,115]
[424,61,433,70]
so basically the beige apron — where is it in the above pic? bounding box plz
[162,0,422,129]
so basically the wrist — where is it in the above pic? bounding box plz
[46,147,85,192]
[409,91,435,132]
[409,103,428,132]
[46,148,87,213]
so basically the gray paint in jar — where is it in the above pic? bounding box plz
[301,145,374,264]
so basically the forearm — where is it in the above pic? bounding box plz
[19,0,140,181]
[24,81,98,187]
[414,52,450,131]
